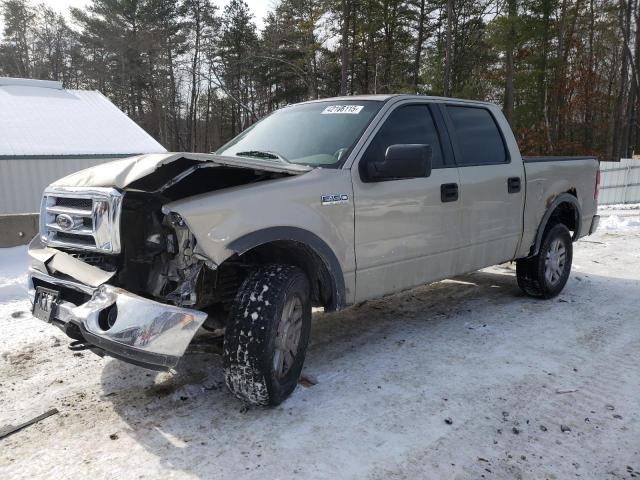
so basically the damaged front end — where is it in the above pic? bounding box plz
[28,153,306,370]
[29,258,207,369]
[28,212,209,370]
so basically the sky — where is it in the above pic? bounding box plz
[0,0,273,33]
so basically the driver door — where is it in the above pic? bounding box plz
[351,103,463,302]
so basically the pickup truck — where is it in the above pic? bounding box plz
[28,95,600,406]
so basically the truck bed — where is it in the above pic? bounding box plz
[523,156,598,163]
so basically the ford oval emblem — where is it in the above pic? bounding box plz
[55,213,75,231]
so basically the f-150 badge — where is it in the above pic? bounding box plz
[321,194,349,205]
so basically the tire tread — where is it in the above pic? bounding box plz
[516,223,573,299]
[223,265,308,406]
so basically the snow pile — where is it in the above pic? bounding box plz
[0,245,29,303]
[598,203,640,211]
[597,203,640,232]
[600,215,640,232]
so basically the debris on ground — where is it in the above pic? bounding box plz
[298,374,318,387]
[0,408,59,440]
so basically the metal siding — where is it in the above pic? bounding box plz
[599,159,640,205]
[0,157,118,214]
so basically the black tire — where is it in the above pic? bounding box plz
[516,223,573,299]
[223,265,312,406]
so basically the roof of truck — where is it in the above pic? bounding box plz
[303,94,495,106]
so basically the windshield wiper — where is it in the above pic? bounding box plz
[235,150,288,162]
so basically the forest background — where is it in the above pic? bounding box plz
[1,0,638,160]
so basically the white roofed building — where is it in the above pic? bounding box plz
[0,77,166,215]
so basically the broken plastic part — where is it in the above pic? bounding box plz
[45,249,115,288]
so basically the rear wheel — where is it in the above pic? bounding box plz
[223,265,311,406]
[516,223,573,299]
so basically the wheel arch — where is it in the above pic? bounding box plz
[226,227,346,312]
[530,192,581,258]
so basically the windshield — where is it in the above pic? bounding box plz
[216,101,383,167]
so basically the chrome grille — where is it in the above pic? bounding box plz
[40,187,122,254]
[54,197,93,209]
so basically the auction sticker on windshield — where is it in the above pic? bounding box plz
[322,105,364,115]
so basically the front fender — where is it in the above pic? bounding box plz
[227,226,346,310]
[164,168,357,305]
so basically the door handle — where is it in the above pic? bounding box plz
[441,183,459,203]
[508,177,521,193]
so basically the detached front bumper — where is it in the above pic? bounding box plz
[28,267,207,371]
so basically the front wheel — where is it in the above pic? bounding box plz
[516,223,573,299]
[223,265,312,406]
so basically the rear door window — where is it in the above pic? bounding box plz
[445,106,507,166]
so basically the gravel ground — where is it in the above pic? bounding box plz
[1,209,639,480]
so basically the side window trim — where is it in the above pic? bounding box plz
[440,103,511,167]
[356,102,447,183]
[430,103,456,169]
[437,103,462,167]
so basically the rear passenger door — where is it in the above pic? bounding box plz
[441,104,525,272]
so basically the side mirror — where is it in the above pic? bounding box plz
[366,144,433,181]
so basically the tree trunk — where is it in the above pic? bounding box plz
[188,1,202,151]
[413,0,427,91]
[584,0,595,149]
[503,0,517,126]
[538,0,552,148]
[634,0,640,155]
[350,9,357,95]
[612,0,632,160]
[443,0,454,96]
[340,0,350,96]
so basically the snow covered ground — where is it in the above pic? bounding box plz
[600,203,640,232]
[1,208,639,479]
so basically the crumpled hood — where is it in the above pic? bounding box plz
[51,152,312,189]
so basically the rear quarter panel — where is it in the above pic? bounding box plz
[517,158,599,258]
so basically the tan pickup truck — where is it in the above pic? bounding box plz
[28,95,600,406]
